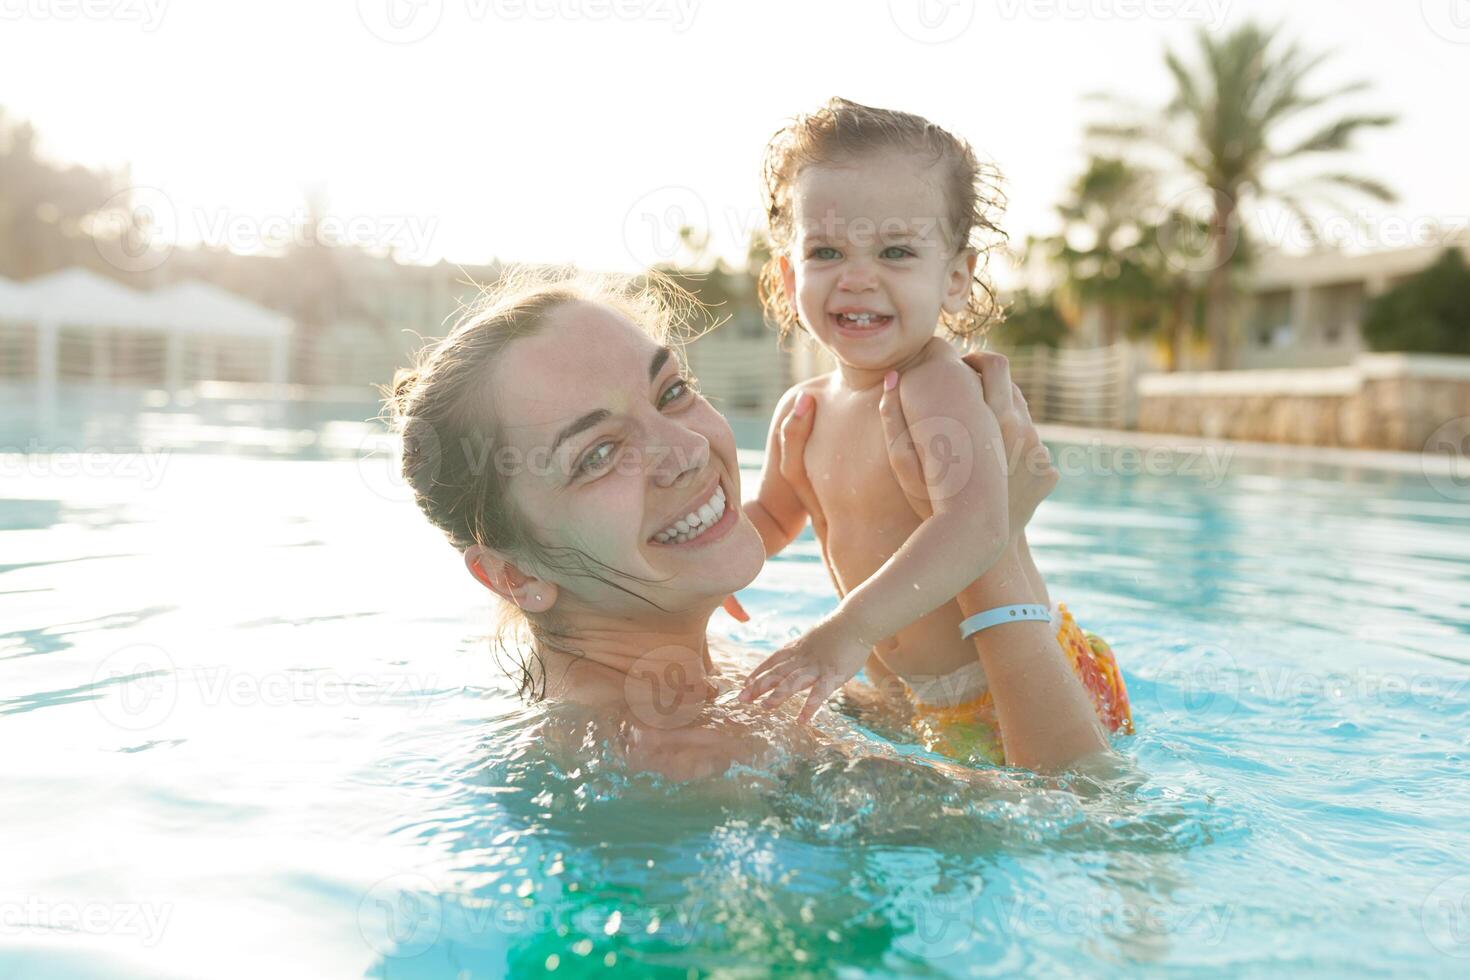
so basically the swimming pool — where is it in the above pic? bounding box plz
[3,408,1469,977]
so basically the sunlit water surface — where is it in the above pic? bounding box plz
[3,404,1469,978]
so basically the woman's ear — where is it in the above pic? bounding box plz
[942,249,979,315]
[464,544,558,613]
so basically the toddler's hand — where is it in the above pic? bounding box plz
[738,618,871,725]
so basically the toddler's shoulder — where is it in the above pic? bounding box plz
[898,338,980,393]
[774,372,836,417]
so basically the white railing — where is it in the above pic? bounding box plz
[1002,344,1135,429]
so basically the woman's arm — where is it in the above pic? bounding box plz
[881,352,1106,769]
[954,552,1107,770]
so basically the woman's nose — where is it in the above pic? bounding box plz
[648,418,711,489]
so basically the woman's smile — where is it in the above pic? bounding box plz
[647,475,738,548]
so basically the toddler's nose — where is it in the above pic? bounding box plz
[837,259,878,293]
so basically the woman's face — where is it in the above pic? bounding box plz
[489,301,765,616]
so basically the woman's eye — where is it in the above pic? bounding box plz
[880,246,914,259]
[659,378,693,408]
[807,246,840,261]
[577,441,616,475]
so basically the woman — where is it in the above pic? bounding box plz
[386,269,1109,780]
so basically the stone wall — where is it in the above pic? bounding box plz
[1137,354,1470,453]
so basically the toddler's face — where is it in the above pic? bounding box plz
[782,149,973,373]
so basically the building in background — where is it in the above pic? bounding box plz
[0,268,291,394]
[1237,232,1470,370]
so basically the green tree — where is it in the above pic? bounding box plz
[1039,157,1207,369]
[1362,248,1470,355]
[1089,22,1397,368]
[993,290,1068,349]
[1045,157,1162,346]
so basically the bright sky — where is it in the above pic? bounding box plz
[2,0,1466,279]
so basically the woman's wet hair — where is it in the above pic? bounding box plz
[380,266,706,697]
[757,96,1008,345]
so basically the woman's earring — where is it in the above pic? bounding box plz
[534,594,543,602]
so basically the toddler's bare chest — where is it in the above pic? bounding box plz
[804,397,920,537]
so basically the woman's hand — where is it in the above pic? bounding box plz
[879,353,1057,535]
[773,391,828,544]
[721,595,749,621]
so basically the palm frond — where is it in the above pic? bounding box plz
[1304,172,1398,203]
[1273,114,1398,160]
[1275,195,1321,249]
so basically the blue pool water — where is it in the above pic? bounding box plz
[3,406,1469,978]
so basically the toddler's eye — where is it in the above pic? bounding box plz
[880,246,915,259]
[577,441,616,475]
[807,246,840,261]
[660,378,694,407]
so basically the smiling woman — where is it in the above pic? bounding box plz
[382,268,761,705]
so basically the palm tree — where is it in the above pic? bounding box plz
[1046,156,1162,347]
[1089,22,1397,368]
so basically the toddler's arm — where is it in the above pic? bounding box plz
[742,353,1011,722]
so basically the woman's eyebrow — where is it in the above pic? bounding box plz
[550,409,610,458]
[650,345,672,382]
[547,348,672,458]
